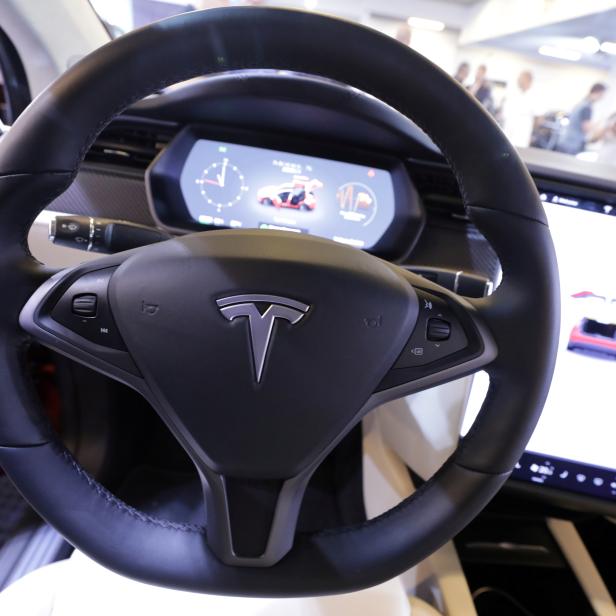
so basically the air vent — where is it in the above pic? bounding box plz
[85,120,176,169]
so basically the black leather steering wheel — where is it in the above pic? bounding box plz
[0,7,559,596]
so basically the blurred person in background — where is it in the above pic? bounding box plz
[501,70,541,148]
[453,62,470,85]
[395,23,412,46]
[593,113,616,164]
[556,82,607,155]
[469,64,495,115]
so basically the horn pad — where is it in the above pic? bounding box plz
[109,230,417,478]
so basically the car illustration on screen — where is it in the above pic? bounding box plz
[257,177,323,211]
[567,291,616,358]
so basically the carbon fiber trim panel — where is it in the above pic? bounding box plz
[47,165,154,227]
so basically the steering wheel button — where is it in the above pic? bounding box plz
[49,268,127,351]
[427,318,451,342]
[393,290,468,369]
[72,294,97,317]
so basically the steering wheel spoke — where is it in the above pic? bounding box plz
[374,267,497,399]
[199,466,313,566]
[19,252,143,385]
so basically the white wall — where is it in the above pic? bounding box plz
[268,0,473,29]
[90,0,134,32]
[2,0,109,94]
[369,16,460,74]
[461,0,616,45]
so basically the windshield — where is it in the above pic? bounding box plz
[90,0,616,166]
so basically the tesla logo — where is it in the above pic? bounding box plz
[216,294,310,383]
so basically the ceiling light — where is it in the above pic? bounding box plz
[304,0,318,9]
[406,17,445,32]
[581,36,600,54]
[600,40,616,55]
[538,45,581,61]
[554,37,599,55]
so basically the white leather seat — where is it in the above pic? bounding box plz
[0,550,442,616]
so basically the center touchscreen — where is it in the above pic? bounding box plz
[179,139,396,249]
[464,192,616,502]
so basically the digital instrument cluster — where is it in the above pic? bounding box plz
[178,139,395,249]
[146,128,422,256]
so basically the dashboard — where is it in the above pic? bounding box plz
[147,127,422,257]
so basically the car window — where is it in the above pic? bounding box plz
[89,0,616,167]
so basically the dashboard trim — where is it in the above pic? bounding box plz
[506,480,616,518]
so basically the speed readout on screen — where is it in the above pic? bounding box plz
[179,139,396,249]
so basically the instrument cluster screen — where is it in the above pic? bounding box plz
[179,139,396,249]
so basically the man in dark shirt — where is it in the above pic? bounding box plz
[454,62,470,84]
[469,64,495,115]
[556,83,607,155]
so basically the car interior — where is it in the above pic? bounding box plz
[0,1,614,615]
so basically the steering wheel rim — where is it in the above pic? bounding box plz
[0,7,559,596]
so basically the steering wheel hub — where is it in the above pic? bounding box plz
[108,230,418,478]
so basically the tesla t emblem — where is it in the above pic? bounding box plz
[216,294,310,383]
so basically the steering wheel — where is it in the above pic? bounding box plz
[0,7,559,596]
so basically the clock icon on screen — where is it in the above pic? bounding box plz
[196,158,248,211]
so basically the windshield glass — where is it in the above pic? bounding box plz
[90,0,616,166]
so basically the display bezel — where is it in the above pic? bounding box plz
[504,189,616,511]
[145,124,424,260]
[509,451,616,512]
[506,478,616,517]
